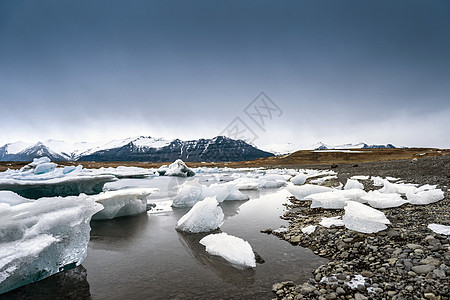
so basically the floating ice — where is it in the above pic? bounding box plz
[427,224,450,235]
[307,189,367,209]
[91,188,158,220]
[158,159,195,177]
[302,225,316,234]
[0,193,102,294]
[407,189,444,205]
[343,201,390,233]
[0,175,116,199]
[232,178,259,190]
[291,174,307,185]
[361,190,408,208]
[286,184,332,200]
[344,179,364,190]
[319,216,344,228]
[199,232,256,268]
[176,197,224,233]
[34,162,57,175]
[273,227,289,234]
[172,180,249,208]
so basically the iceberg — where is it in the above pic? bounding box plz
[344,179,364,190]
[199,232,256,268]
[309,175,338,184]
[361,190,408,208]
[158,159,195,177]
[232,178,259,190]
[91,188,158,220]
[0,175,116,199]
[319,216,344,228]
[172,180,249,208]
[343,201,390,233]
[176,197,224,233]
[0,193,102,294]
[286,184,332,200]
[291,174,307,185]
[427,224,450,235]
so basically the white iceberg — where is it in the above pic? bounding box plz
[350,175,369,180]
[343,201,390,233]
[199,232,256,268]
[319,216,344,228]
[0,193,102,294]
[291,174,307,185]
[176,197,224,233]
[344,179,364,190]
[158,159,195,177]
[286,184,332,200]
[232,178,259,190]
[91,188,158,220]
[361,190,408,208]
[172,180,249,208]
[301,225,317,235]
[427,224,450,235]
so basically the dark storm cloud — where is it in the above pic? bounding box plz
[1,0,449,147]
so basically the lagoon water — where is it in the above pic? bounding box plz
[4,173,327,300]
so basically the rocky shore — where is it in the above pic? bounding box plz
[269,156,450,300]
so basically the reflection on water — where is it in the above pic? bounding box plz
[177,231,256,288]
[2,265,91,300]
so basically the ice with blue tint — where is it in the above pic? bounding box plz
[0,192,102,294]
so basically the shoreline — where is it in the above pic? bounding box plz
[269,156,450,300]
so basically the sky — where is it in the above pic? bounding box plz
[1,0,450,149]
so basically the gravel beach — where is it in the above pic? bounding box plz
[269,156,450,300]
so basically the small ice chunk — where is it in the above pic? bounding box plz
[343,201,390,233]
[362,190,408,208]
[427,224,450,235]
[309,175,338,184]
[29,157,51,167]
[286,184,332,200]
[176,197,224,233]
[172,179,205,208]
[159,159,195,177]
[406,189,444,205]
[232,178,259,190]
[344,179,364,190]
[302,225,316,235]
[0,191,32,206]
[273,227,289,234]
[319,216,344,228]
[223,188,249,201]
[199,232,256,268]
[291,174,307,185]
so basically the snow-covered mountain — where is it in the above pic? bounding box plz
[0,136,274,162]
[313,142,396,150]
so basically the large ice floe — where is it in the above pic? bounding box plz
[342,201,390,233]
[0,157,116,199]
[175,197,224,233]
[199,232,256,268]
[91,188,158,220]
[157,159,195,177]
[0,192,102,294]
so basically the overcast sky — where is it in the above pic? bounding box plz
[1,0,449,149]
